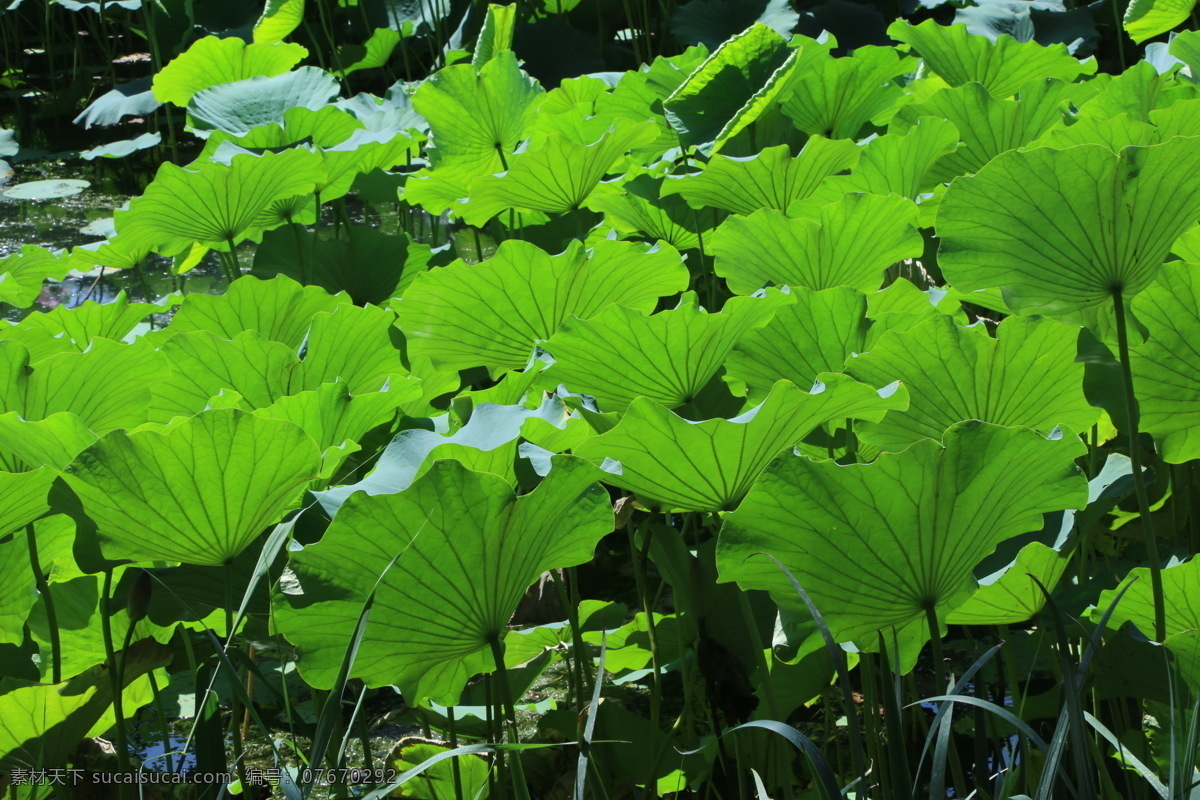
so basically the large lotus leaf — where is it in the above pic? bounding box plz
[152,331,298,419]
[1096,558,1200,685]
[254,0,305,44]
[718,422,1087,663]
[63,409,320,565]
[5,292,163,358]
[68,212,159,274]
[789,116,959,218]
[252,226,434,306]
[0,246,71,309]
[712,194,922,295]
[310,129,419,202]
[586,172,723,251]
[846,315,1098,449]
[937,138,1200,315]
[892,78,1085,182]
[724,287,868,403]
[289,303,405,394]
[119,148,324,254]
[252,381,413,453]
[1123,0,1197,43]
[0,531,34,646]
[947,543,1071,625]
[540,292,782,412]
[187,67,340,136]
[0,640,171,771]
[413,50,543,174]
[1129,261,1200,463]
[312,399,574,516]
[595,46,710,157]
[662,23,792,151]
[1071,62,1197,126]
[201,106,363,157]
[0,469,55,541]
[778,43,915,140]
[152,36,308,106]
[0,413,97,472]
[0,339,166,435]
[887,20,1095,98]
[459,121,658,225]
[659,138,860,215]
[575,376,908,511]
[394,239,688,375]
[167,274,348,349]
[278,456,611,702]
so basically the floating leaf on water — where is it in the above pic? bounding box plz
[2,179,90,201]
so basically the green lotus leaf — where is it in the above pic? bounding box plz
[310,129,419,202]
[152,36,308,106]
[718,422,1087,664]
[0,246,71,309]
[937,138,1200,315]
[0,530,34,646]
[712,193,922,295]
[595,45,709,157]
[1072,62,1197,125]
[789,116,958,218]
[1026,112,1159,153]
[289,302,405,393]
[846,314,1098,450]
[252,381,414,453]
[198,106,363,160]
[1148,98,1200,139]
[312,398,572,516]
[253,0,305,44]
[1097,558,1200,686]
[68,213,160,274]
[659,138,861,215]
[945,541,1071,625]
[413,50,543,174]
[724,287,871,403]
[0,468,55,542]
[0,413,97,472]
[473,2,517,68]
[63,409,320,565]
[575,376,909,512]
[1129,261,1200,463]
[152,330,298,419]
[252,225,435,306]
[586,171,723,251]
[0,339,166,435]
[167,274,349,349]
[887,20,1096,98]
[458,120,658,225]
[279,456,611,702]
[662,23,792,151]
[119,148,324,254]
[778,42,915,140]
[894,79,1086,183]
[333,28,405,76]
[27,569,177,685]
[541,292,783,412]
[394,239,688,375]
[1123,0,1197,43]
[2,292,166,359]
[187,67,341,136]
[0,639,171,770]
[1170,29,1200,73]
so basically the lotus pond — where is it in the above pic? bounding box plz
[3,1,1200,799]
